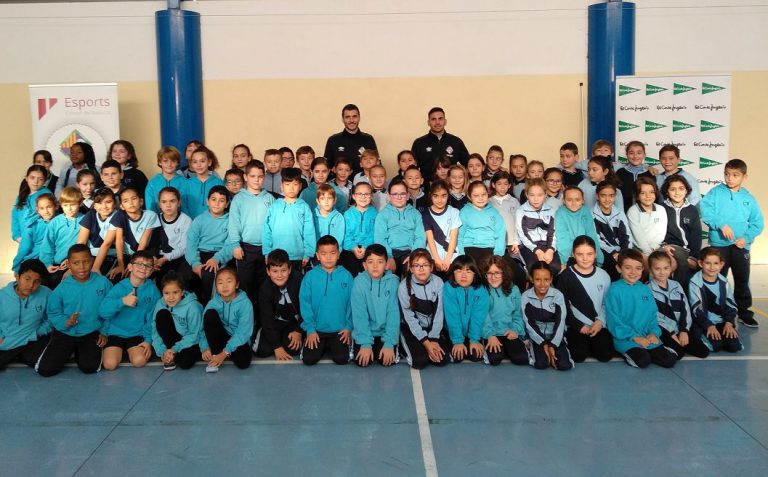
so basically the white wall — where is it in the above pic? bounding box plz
[1,1,766,84]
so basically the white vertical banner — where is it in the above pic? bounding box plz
[29,83,120,175]
[615,74,731,195]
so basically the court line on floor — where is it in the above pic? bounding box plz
[752,307,768,319]
[671,367,768,452]
[72,369,165,477]
[410,368,438,477]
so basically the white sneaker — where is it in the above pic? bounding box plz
[205,364,219,373]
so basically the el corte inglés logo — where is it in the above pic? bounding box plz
[700,120,724,132]
[646,84,667,95]
[699,157,722,169]
[673,83,696,95]
[619,85,640,96]
[645,120,666,132]
[672,120,695,132]
[619,120,639,132]
[702,83,726,94]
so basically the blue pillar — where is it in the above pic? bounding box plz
[156,6,203,168]
[588,1,635,152]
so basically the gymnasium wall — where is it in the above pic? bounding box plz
[0,0,767,269]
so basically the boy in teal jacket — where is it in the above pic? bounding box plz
[299,235,354,365]
[699,159,764,327]
[98,251,160,370]
[351,244,400,367]
[37,245,113,377]
[263,168,316,269]
[0,259,51,369]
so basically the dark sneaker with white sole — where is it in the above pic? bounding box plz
[739,315,759,328]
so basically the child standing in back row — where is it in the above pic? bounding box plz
[699,159,764,327]
[182,146,224,218]
[228,160,275,302]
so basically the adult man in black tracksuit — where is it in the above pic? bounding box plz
[411,107,469,184]
[324,103,378,175]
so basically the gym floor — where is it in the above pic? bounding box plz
[2,304,768,476]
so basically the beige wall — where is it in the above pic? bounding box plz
[2,71,767,271]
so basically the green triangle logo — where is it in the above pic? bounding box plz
[645,120,667,132]
[672,120,695,132]
[679,159,693,167]
[646,157,660,166]
[619,120,639,132]
[619,84,640,96]
[646,84,668,95]
[673,83,696,95]
[701,120,724,132]
[702,83,726,94]
[617,156,628,164]
[699,157,722,169]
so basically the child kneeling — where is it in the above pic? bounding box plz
[201,267,254,372]
[299,235,354,365]
[606,249,677,368]
[351,244,400,367]
[522,262,573,371]
[152,271,204,370]
[688,247,743,354]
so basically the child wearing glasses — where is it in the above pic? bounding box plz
[373,181,426,277]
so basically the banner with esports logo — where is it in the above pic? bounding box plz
[615,74,731,195]
[29,83,120,175]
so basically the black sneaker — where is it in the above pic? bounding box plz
[163,361,177,371]
[739,315,759,328]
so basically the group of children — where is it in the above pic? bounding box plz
[1,136,762,375]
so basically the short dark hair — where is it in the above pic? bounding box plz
[699,246,723,261]
[617,248,644,267]
[67,243,92,260]
[648,250,672,267]
[281,167,302,183]
[658,144,680,158]
[18,258,49,281]
[100,159,121,173]
[161,270,185,291]
[560,142,579,155]
[131,250,155,264]
[363,243,387,261]
[266,249,290,268]
[342,104,359,114]
[725,158,747,174]
[316,234,339,251]
[428,107,445,117]
[208,185,230,201]
[278,146,294,156]
[225,168,244,180]
[244,159,265,174]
